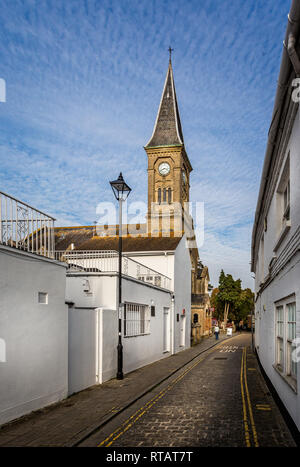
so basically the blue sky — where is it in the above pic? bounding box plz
[0,0,292,288]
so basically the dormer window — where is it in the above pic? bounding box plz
[283,180,290,222]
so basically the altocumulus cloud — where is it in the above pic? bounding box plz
[0,0,291,288]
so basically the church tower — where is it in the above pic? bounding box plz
[144,53,193,236]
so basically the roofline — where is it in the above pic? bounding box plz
[145,60,183,148]
[144,144,184,149]
[251,0,300,272]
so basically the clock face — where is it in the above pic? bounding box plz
[182,170,187,184]
[158,162,170,176]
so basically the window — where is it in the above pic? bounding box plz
[287,302,297,379]
[38,292,48,304]
[275,297,297,386]
[168,188,172,204]
[276,155,290,235]
[163,188,167,203]
[124,303,150,337]
[283,180,290,222]
[158,188,161,204]
[260,235,264,284]
[276,306,284,369]
[193,313,199,324]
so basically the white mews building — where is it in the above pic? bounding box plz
[251,0,300,431]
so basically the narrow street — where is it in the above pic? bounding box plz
[79,334,295,447]
[0,333,296,448]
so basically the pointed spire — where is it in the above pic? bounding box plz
[145,54,184,148]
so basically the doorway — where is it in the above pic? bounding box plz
[163,307,170,352]
[180,315,186,347]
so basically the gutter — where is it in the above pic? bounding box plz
[251,0,300,272]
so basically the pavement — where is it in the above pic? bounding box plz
[0,333,231,447]
[0,332,296,447]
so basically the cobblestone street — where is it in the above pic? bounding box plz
[81,334,295,447]
[0,333,296,448]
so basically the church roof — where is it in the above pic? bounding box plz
[55,226,182,252]
[145,59,184,148]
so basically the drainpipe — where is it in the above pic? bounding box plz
[171,294,175,355]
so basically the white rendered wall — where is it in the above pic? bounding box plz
[254,108,300,430]
[125,252,175,289]
[255,255,300,430]
[0,246,68,426]
[173,236,192,352]
[68,307,117,394]
[66,273,172,387]
[121,278,172,374]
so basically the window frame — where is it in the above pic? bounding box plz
[123,302,150,338]
[274,297,297,387]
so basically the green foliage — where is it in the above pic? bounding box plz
[210,287,223,320]
[212,270,254,323]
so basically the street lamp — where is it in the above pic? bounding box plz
[110,173,131,380]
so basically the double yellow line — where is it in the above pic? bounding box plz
[98,354,207,447]
[98,342,229,447]
[240,347,259,447]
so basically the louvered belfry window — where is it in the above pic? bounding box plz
[163,188,167,202]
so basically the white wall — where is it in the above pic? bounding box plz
[254,107,300,430]
[173,236,192,352]
[65,237,191,392]
[255,255,300,430]
[121,278,173,374]
[0,245,68,426]
[66,273,173,388]
[68,307,117,394]
[125,252,175,289]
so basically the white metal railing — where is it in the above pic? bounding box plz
[0,191,55,258]
[55,250,172,290]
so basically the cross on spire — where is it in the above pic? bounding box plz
[168,46,174,62]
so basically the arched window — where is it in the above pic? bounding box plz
[163,188,167,203]
[168,188,172,203]
[158,188,161,204]
[193,314,199,324]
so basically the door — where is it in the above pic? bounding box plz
[180,315,186,347]
[163,307,170,352]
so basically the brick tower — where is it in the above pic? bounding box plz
[144,55,193,237]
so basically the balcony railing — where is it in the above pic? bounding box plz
[0,191,55,258]
[55,250,172,290]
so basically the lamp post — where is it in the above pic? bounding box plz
[110,173,131,380]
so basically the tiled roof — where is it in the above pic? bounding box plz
[55,226,182,252]
[145,60,184,148]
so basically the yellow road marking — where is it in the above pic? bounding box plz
[243,348,259,447]
[240,348,251,447]
[256,404,271,411]
[98,340,227,447]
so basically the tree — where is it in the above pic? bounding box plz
[211,270,255,326]
[236,288,255,322]
[216,270,242,325]
[210,287,223,320]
